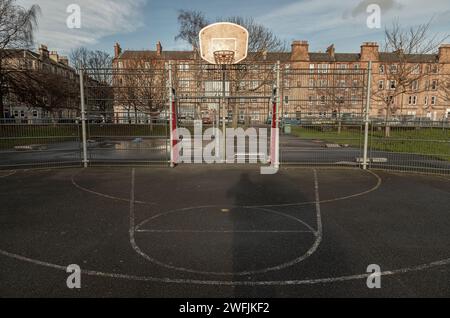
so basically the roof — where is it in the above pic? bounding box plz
[1,48,75,71]
[119,50,194,60]
[118,49,440,64]
[378,52,438,63]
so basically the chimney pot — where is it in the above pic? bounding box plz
[326,44,335,58]
[114,42,122,59]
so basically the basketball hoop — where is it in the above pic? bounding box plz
[199,22,249,65]
[213,50,235,65]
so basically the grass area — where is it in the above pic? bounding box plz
[1,123,448,161]
[0,124,167,150]
[291,125,450,160]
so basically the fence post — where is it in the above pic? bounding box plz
[168,61,177,167]
[275,61,281,168]
[79,69,88,168]
[362,61,372,170]
[270,61,281,168]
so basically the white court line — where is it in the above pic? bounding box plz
[0,170,17,178]
[248,169,382,208]
[71,170,155,205]
[129,169,322,276]
[2,168,450,286]
[70,167,382,209]
[1,246,450,286]
[135,229,314,234]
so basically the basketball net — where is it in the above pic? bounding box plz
[213,50,235,65]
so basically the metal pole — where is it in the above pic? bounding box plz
[222,64,226,163]
[362,61,372,170]
[270,62,280,167]
[275,61,281,168]
[79,69,88,168]
[168,61,177,167]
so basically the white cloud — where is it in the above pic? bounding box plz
[17,0,147,54]
[256,0,450,52]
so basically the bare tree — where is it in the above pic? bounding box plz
[175,10,208,51]
[175,10,286,54]
[114,59,167,126]
[70,48,112,71]
[71,48,114,117]
[8,67,79,122]
[315,70,359,133]
[371,19,448,136]
[440,76,450,115]
[175,10,285,127]
[0,0,40,119]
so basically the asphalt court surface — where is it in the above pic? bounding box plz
[0,166,449,297]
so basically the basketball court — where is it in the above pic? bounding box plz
[0,166,449,297]
[1,23,449,298]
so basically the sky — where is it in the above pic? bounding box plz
[17,0,450,57]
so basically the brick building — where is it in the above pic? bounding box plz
[1,44,79,122]
[112,40,450,122]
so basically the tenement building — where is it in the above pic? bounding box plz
[1,45,79,122]
[112,41,450,122]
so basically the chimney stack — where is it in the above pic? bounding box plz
[439,44,450,63]
[49,51,59,63]
[326,44,335,58]
[360,42,379,61]
[291,41,309,61]
[39,44,49,59]
[156,41,163,56]
[59,56,69,66]
[114,42,122,59]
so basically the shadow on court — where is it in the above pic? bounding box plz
[0,166,449,297]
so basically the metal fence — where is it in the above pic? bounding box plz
[0,62,449,174]
[0,119,82,169]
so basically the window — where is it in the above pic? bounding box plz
[431,80,438,90]
[319,95,326,105]
[308,96,313,105]
[284,96,289,104]
[411,80,419,91]
[318,64,329,74]
[408,96,417,105]
[32,110,38,117]
[411,64,420,75]
[389,80,396,90]
[378,80,384,90]
[424,96,428,106]
[353,64,360,70]
[431,96,436,105]
[319,79,327,87]
[309,64,315,74]
[428,64,438,74]
[337,64,347,73]
[390,64,398,74]
[386,96,394,104]
[309,79,315,89]
[179,80,189,88]
[178,63,189,71]
[379,65,385,74]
